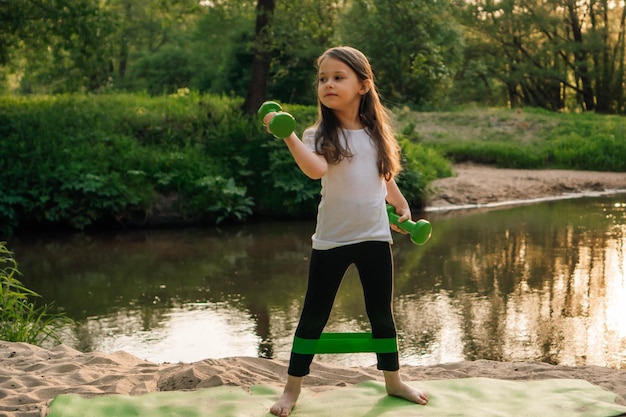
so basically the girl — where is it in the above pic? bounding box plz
[264,46,429,417]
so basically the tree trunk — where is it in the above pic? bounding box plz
[241,0,275,115]
[118,1,132,82]
[616,3,626,113]
[566,0,596,111]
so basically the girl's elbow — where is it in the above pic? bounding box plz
[305,164,327,179]
[306,168,326,179]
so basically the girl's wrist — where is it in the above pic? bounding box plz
[283,132,299,141]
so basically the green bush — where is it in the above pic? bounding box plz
[0,242,72,345]
[0,93,258,231]
[397,124,454,208]
[0,93,447,233]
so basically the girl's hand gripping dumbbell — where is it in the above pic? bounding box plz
[258,101,296,139]
[387,204,432,245]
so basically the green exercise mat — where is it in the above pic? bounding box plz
[47,377,626,417]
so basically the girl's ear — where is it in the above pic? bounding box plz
[360,79,372,95]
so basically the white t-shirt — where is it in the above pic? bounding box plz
[302,127,392,250]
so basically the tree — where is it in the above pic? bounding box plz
[338,0,464,108]
[108,0,203,93]
[456,0,626,113]
[563,0,595,111]
[587,0,626,113]
[1,0,119,93]
[242,0,276,115]
[240,0,340,112]
[190,2,255,96]
[457,0,566,110]
[0,0,202,93]
[268,0,342,105]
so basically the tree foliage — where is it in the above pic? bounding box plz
[1,0,118,93]
[455,0,626,113]
[1,0,626,113]
[339,0,464,107]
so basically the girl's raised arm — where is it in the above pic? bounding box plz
[283,133,327,179]
[262,111,327,180]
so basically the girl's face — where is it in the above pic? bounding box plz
[317,57,369,114]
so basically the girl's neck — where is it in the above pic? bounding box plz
[334,109,363,130]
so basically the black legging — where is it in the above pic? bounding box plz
[288,240,399,377]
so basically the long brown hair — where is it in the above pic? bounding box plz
[314,46,401,180]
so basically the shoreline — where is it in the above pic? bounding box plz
[425,188,626,212]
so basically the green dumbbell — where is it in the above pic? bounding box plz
[257,101,296,139]
[386,204,432,245]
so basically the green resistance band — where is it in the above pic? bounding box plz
[292,333,398,354]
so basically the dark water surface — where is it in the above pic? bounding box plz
[7,195,626,368]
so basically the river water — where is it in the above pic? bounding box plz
[6,194,626,368]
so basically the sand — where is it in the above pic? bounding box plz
[3,164,626,417]
[425,163,626,211]
[3,341,626,417]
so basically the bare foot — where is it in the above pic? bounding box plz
[270,376,302,417]
[386,380,429,405]
[269,392,297,416]
[383,370,429,405]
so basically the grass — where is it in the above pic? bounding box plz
[397,106,626,171]
[0,242,73,346]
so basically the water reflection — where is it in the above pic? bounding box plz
[6,195,626,368]
[82,303,261,363]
